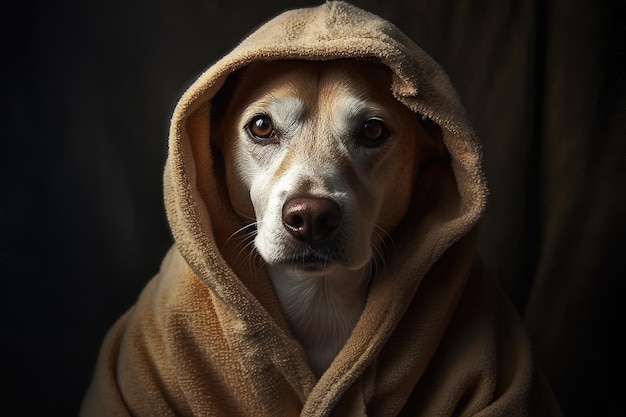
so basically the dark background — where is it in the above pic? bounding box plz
[2,0,624,415]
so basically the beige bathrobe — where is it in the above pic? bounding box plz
[81,2,561,416]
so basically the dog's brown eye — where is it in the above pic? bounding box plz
[248,115,275,140]
[360,118,389,147]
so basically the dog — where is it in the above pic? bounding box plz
[213,59,437,377]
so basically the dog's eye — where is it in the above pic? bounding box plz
[247,115,275,140]
[359,118,389,147]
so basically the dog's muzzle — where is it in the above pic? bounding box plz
[282,197,341,244]
[277,196,344,271]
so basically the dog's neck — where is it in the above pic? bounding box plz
[267,264,369,377]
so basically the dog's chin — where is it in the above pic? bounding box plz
[271,261,366,278]
[261,249,371,276]
[267,254,339,275]
[255,230,374,275]
[279,261,333,275]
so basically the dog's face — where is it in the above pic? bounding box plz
[214,60,423,275]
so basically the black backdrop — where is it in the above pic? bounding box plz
[2,1,625,415]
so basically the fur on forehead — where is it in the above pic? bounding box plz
[210,59,397,122]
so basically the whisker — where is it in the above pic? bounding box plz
[241,234,263,265]
[225,222,257,245]
[237,232,259,266]
[372,223,396,251]
[221,217,268,276]
[371,240,387,278]
[246,245,265,277]
[362,218,396,253]
[367,253,376,282]
[233,208,257,222]
[222,220,262,270]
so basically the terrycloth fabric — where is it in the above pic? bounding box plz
[81,2,561,416]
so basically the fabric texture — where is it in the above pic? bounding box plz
[81,2,561,416]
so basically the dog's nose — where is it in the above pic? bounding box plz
[282,197,341,243]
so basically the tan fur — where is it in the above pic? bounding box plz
[213,59,429,376]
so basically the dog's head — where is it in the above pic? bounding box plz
[213,60,430,275]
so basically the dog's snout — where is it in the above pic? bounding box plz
[282,197,341,243]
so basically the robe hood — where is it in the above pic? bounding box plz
[81,2,561,416]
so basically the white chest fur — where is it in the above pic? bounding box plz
[267,265,368,377]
